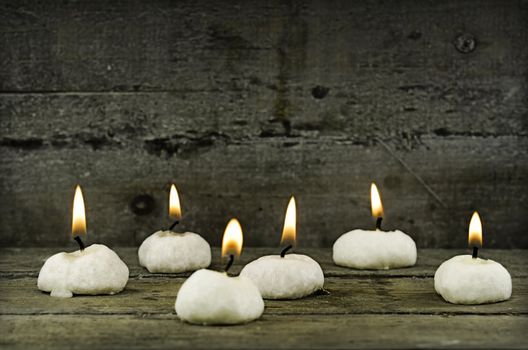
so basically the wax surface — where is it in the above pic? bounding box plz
[138,231,211,273]
[240,254,325,299]
[333,229,417,269]
[37,244,129,298]
[434,255,512,304]
[175,269,264,325]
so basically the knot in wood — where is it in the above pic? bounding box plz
[130,194,155,216]
[312,85,330,99]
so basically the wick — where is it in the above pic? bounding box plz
[74,236,85,251]
[280,245,292,258]
[375,217,383,230]
[224,254,234,273]
[472,246,478,259]
[168,220,179,231]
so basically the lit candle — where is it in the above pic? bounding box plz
[434,212,512,304]
[138,184,211,273]
[37,186,129,298]
[332,183,417,269]
[240,196,325,299]
[175,219,264,325]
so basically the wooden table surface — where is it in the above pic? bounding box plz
[1,248,527,349]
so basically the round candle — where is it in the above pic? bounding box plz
[176,269,264,325]
[434,212,512,304]
[332,183,417,270]
[240,197,325,299]
[175,219,264,325]
[138,184,211,273]
[240,254,324,299]
[37,186,129,298]
[139,231,210,273]
[333,229,416,269]
[434,255,511,304]
[38,244,129,298]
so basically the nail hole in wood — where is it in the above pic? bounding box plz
[454,33,476,53]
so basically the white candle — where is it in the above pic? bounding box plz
[240,197,325,299]
[435,212,512,304]
[175,219,264,325]
[37,186,129,298]
[138,184,211,273]
[332,183,417,269]
[38,244,129,298]
[333,229,417,269]
[240,254,324,299]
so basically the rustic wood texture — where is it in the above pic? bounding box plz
[0,248,526,349]
[1,247,528,278]
[0,0,527,247]
[2,315,527,350]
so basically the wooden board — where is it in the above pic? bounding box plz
[1,0,527,248]
[1,248,527,278]
[1,137,527,248]
[2,276,527,316]
[1,0,527,92]
[2,314,527,350]
[0,248,526,348]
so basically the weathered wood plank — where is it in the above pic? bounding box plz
[1,248,527,278]
[0,137,526,247]
[0,0,527,248]
[0,88,526,142]
[1,276,526,316]
[1,0,526,140]
[0,0,526,92]
[1,314,526,349]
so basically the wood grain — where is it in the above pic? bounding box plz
[0,0,527,247]
[1,276,527,316]
[0,248,526,349]
[1,137,527,248]
[1,248,527,278]
[1,314,526,349]
[1,0,526,92]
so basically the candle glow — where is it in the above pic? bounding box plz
[221,219,243,257]
[370,183,384,219]
[434,210,511,305]
[333,182,417,270]
[169,184,182,220]
[280,196,297,246]
[72,185,86,237]
[468,211,483,248]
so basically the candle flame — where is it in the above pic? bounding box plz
[280,196,296,246]
[169,184,182,220]
[370,183,384,218]
[72,185,86,237]
[221,218,243,257]
[468,211,483,247]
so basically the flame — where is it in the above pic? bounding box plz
[468,211,483,247]
[72,185,86,236]
[221,218,243,257]
[280,196,297,246]
[169,184,182,220]
[370,183,384,218]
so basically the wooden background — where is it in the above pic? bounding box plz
[0,0,527,248]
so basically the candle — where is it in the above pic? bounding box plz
[434,212,512,304]
[333,183,417,269]
[37,186,129,298]
[175,219,264,325]
[240,196,325,299]
[138,184,211,273]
